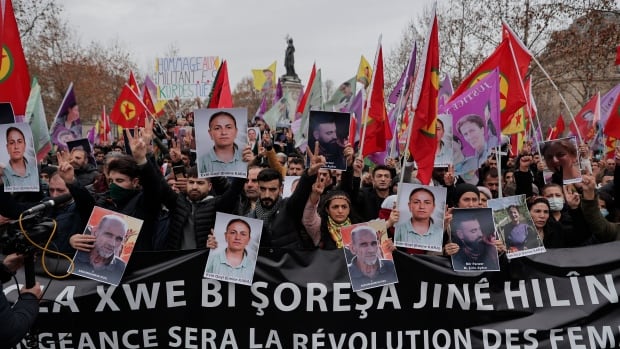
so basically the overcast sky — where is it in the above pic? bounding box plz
[60,0,434,89]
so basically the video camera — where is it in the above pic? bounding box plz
[0,214,55,256]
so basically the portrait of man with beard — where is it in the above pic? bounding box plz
[308,111,350,170]
[450,208,500,272]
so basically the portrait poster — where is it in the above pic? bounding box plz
[247,126,260,151]
[283,176,300,198]
[393,183,447,252]
[341,220,398,292]
[449,208,500,272]
[540,136,582,185]
[70,206,144,286]
[194,108,248,178]
[488,195,545,259]
[0,122,40,192]
[439,69,501,185]
[67,138,96,167]
[306,110,351,171]
[434,114,456,168]
[174,126,195,150]
[204,212,263,286]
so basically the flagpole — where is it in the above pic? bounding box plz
[530,55,583,143]
[389,43,417,159]
[358,35,382,161]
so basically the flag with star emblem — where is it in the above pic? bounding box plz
[110,84,147,128]
[0,0,30,118]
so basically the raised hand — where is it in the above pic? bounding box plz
[169,139,182,163]
[444,165,456,186]
[563,184,581,209]
[126,128,147,164]
[56,150,75,184]
[206,229,218,249]
[241,144,255,163]
[307,141,326,176]
[343,143,354,167]
[580,174,597,200]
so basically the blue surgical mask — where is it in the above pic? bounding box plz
[600,208,609,218]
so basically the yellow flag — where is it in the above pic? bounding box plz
[501,106,526,135]
[356,55,373,89]
[252,61,277,91]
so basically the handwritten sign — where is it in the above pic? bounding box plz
[153,56,220,100]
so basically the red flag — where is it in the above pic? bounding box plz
[408,8,440,184]
[604,136,617,159]
[297,63,316,115]
[143,87,156,114]
[207,60,233,108]
[569,93,600,143]
[0,0,30,117]
[110,84,147,128]
[615,45,620,66]
[451,39,528,131]
[604,91,620,138]
[547,115,565,140]
[501,22,532,78]
[99,105,111,144]
[361,45,390,157]
[128,71,140,96]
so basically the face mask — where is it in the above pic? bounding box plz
[600,208,609,218]
[109,182,136,203]
[547,197,564,212]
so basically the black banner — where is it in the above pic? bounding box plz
[6,242,620,349]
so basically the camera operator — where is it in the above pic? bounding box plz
[0,253,42,347]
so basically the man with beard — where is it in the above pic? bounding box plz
[72,214,128,284]
[478,167,500,198]
[450,213,499,271]
[236,165,262,216]
[346,162,395,222]
[310,114,346,170]
[347,226,398,291]
[249,156,323,248]
[70,148,100,187]
[161,166,246,250]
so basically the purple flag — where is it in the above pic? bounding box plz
[142,75,158,99]
[388,43,417,104]
[257,95,267,116]
[87,126,96,146]
[600,83,620,125]
[349,90,363,143]
[273,79,283,106]
[368,106,399,164]
[438,73,454,108]
[49,83,81,151]
[439,69,501,185]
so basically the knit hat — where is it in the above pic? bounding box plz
[454,183,480,204]
[477,186,492,200]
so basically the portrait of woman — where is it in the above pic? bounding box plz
[541,137,581,184]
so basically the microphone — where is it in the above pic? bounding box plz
[23,193,73,215]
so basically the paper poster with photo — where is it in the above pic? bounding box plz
[440,69,501,185]
[194,108,248,178]
[449,208,500,272]
[204,212,263,286]
[341,220,398,292]
[307,110,351,171]
[540,136,582,184]
[487,195,545,259]
[283,176,300,198]
[175,126,195,150]
[434,114,457,168]
[247,126,260,153]
[0,123,40,192]
[393,183,446,252]
[70,206,143,286]
[67,138,96,167]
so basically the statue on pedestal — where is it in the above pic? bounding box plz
[284,37,299,81]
